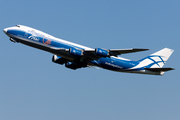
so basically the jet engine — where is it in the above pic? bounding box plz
[95,48,109,57]
[69,48,83,57]
[52,55,67,65]
[65,62,77,70]
[65,61,88,70]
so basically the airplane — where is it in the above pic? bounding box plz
[3,25,174,75]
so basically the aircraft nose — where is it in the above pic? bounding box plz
[3,28,8,33]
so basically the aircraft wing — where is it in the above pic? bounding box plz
[84,48,149,57]
[52,48,149,69]
[54,48,149,59]
[108,48,149,55]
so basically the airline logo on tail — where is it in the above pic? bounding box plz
[141,48,174,68]
[129,48,174,71]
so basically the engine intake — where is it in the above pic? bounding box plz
[95,48,109,57]
[52,55,67,65]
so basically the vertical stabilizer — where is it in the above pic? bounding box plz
[150,48,174,68]
[138,48,174,68]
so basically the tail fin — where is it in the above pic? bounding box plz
[138,48,174,68]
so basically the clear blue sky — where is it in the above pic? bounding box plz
[0,0,179,120]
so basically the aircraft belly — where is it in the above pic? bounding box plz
[14,37,75,61]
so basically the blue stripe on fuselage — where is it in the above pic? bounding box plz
[90,57,139,71]
[7,29,85,50]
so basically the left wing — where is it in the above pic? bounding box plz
[54,48,149,58]
[84,48,149,57]
[52,48,149,70]
[109,48,149,56]
[53,47,149,60]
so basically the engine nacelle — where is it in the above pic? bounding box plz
[65,62,78,70]
[65,61,88,70]
[95,48,109,57]
[69,48,83,57]
[52,55,67,65]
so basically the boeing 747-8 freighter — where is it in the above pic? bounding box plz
[3,25,174,75]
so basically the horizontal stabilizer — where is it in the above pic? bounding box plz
[144,68,174,72]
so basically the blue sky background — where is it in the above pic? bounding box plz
[0,0,179,120]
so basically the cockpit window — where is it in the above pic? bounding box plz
[16,25,20,27]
